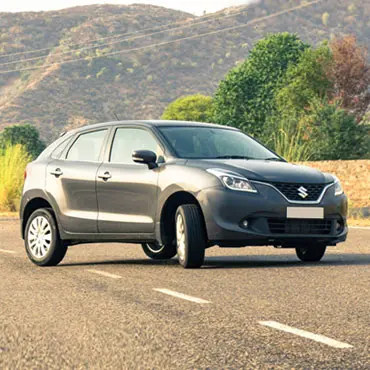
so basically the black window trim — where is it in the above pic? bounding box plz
[50,136,74,160]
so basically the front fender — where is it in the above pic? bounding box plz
[154,164,219,243]
[156,164,219,217]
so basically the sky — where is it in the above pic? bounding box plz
[0,1,252,16]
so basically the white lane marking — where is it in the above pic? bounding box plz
[259,321,353,349]
[87,269,122,279]
[0,248,17,254]
[349,226,370,230]
[154,288,210,304]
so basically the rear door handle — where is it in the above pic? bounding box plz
[50,168,63,177]
[98,172,112,181]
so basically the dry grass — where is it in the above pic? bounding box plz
[0,144,30,212]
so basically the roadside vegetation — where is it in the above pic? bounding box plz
[0,32,369,216]
[164,33,370,162]
[0,144,30,212]
[162,94,214,123]
[0,124,45,159]
[0,125,43,212]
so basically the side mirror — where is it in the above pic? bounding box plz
[132,150,158,169]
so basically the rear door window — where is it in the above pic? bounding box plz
[66,130,107,162]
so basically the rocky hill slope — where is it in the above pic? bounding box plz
[0,0,369,142]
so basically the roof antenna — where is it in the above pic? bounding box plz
[113,111,120,121]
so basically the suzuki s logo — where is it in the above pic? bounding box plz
[298,186,309,199]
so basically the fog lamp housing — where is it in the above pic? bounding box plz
[335,219,344,234]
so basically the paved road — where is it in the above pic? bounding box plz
[0,220,369,369]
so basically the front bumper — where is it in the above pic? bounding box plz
[197,182,348,247]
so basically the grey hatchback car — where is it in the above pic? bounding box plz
[20,120,348,268]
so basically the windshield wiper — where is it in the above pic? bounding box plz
[214,155,252,159]
[263,157,284,161]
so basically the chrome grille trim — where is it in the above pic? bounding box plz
[250,181,335,204]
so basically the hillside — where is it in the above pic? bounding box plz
[0,0,369,143]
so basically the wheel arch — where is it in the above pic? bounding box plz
[21,196,54,239]
[158,190,207,246]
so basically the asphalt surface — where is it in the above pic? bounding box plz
[0,220,369,369]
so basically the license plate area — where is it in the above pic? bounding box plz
[287,207,324,219]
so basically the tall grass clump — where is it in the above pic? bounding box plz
[268,118,312,162]
[0,144,30,212]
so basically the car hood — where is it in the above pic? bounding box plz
[186,159,333,184]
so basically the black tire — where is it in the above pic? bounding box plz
[25,208,67,266]
[175,204,206,268]
[296,244,327,262]
[141,242,177,260]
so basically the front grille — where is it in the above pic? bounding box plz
[268,218,332,235]
[270,182,326,201]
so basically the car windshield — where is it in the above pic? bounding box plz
[158,126,281,160]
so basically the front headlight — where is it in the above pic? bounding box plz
[333,175,344,196]
[206,168,257,193]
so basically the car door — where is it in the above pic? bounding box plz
[46,128,109,234]
[96,126,163,234]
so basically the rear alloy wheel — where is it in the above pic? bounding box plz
[25,208,67,266]
[141,242,176,260]
[296,244,327,262]
[175,204,206,268]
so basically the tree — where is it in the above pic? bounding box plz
[213,33,308,140]
[274,45,333,115]
[328,35,370,120]
[161,94,213,122]
[265,44,370,161]
[0,124,45,159]
[264,45,334,158]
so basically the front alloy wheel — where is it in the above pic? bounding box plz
[296,244,327,262]
[176,213,186,263]
[175,204,206,268]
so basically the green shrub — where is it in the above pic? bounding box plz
[347,4,356,13]
[322,12,330,26]
[267,98,369,161]
[303,99,370,160]
[0,144,31,212]
[96,67,107,79]
[161,94,214,122]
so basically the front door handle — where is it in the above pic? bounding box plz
[98,172,112,181]
[50,168,63,177]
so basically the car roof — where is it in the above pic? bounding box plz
[67,120,238,135]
